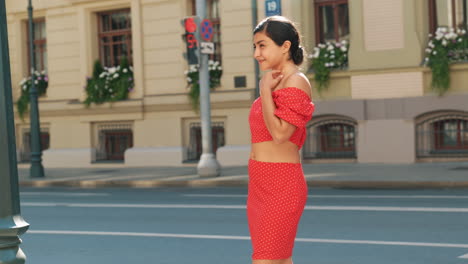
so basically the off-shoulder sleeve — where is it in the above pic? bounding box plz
[273,88,315,127]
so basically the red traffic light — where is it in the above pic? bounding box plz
[184,18,197,33]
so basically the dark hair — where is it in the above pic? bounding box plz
[253,16,305,65]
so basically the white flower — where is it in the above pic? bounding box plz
[113,73,119,79]
[318,43,326,49]
[35,70,40,76]
[432,51,437,55]
[187,77,192,82]
[109,89,113,92]
[22,85,27,90]
[340,46,347,52]
[428,41,435,48]
[99,72,106,78]
[312,50,320,58]
[34,80,38,84]
[428,33,433,38]
[123,68,128,73]
[435,34,443,40]
[19,78,27,85]
[442,39,448,46]
[330,55,335,59]
[217,66,222,70]
[129,66,133,71]
[458,38,463,42]
[184,70,189,75]
[329,62,335,67]
[425,48,432,53]
[424,57,429,62]
[330,50,335,54]
[105,85,108,89]
[462,29,467,34]
[189,65,198,72]
[325,63,330,67]
[108,67,117,74]
[327,45,334,51]
[41,70,46,75]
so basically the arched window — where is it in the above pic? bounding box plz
[416,112,468,158]
[304,117,357,159]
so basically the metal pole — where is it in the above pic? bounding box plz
[27,0,44,178]
[196,0,220,177]
[0,0,30,262]
[251,0,260,98]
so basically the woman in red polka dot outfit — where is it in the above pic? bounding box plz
[248,16,315,264]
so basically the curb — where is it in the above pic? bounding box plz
[19,179,468,189]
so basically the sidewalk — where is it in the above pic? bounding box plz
[17,161,468,189]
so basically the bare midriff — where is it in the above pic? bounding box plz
[250,141,301,163]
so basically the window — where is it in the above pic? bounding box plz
[429,0,468,33]
[98,9,132,67]
[191,0,222,63]
[303,118,357,159]
[95,123,133,161]
[314,0,349,44]
[20,129,49,162]
[27,19,47,73]
[433,119,468,150]
[416,113,468,158]
[187,122,225,161]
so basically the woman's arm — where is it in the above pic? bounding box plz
[260,73,311,144]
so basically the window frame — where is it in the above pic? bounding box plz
[314,0,349,44]
[97,8,133,67]
[26,18,47,73]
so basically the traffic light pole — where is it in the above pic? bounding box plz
[0,0,30,262]
[195,0,220,177]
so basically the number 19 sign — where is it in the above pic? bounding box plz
[265,0,281,16]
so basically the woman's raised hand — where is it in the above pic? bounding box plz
[259,70,283,95]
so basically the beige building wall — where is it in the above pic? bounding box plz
[6,0,468,167]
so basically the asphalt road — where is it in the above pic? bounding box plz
[18,187,468,264]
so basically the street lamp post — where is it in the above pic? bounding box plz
[0,0,30,263]
[27,0,45,178]
[195,0,221,177]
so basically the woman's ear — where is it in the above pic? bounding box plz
[282,40,291,54]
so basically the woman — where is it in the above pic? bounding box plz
[247,16,315,264]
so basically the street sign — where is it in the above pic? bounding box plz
[200,19,214,41]
[265,0,281,16]
[200,42,215,54]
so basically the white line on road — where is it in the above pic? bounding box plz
[459,253,468,259]
[21,202,468,212]
[184,194,468,199]
[21,192,110,197]
[27,230,468,249]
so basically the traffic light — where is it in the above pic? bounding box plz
[182,17,199,65]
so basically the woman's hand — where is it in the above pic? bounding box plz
[259,70,283,95]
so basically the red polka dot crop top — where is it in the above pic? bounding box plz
[249,87,315,149]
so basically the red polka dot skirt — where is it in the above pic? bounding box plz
[247,159,308,260]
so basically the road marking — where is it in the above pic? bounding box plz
[27,230,468,249]
[184,194,468,199]
[21,202,468,212]
[459,253,468,259]
[21,192,110,197]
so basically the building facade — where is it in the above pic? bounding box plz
[5,0,468,167]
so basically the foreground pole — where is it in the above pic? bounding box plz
[0,0,30,262]
[196,0,220,177]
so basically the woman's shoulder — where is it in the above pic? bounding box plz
[282,72,312,98]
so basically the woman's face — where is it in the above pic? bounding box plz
[253,31,285,71]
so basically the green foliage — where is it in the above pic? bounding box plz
[424,27,468,95]
[309,40,349,94]
[16,71,48,119]
[84,57,134,106]
[185,60,223,112]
